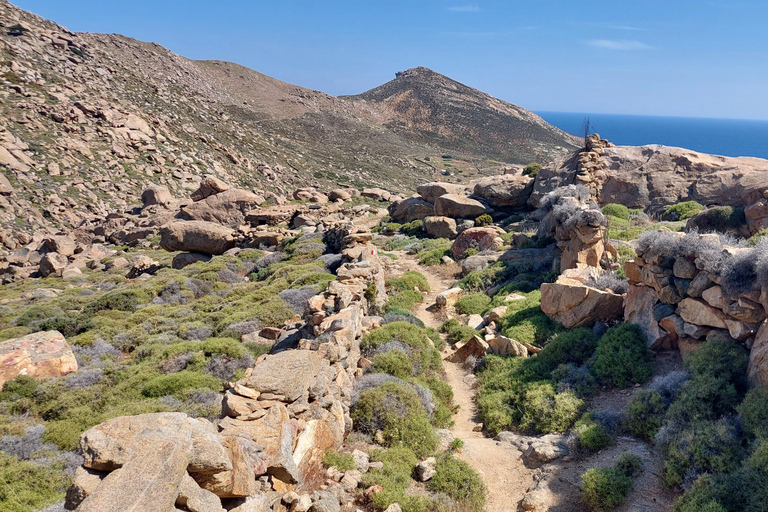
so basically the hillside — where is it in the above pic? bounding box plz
[345,66,579,163]
[0,0,578,244]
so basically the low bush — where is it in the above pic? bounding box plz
[552,363,598,398]
[454,293,491,315]
[601,203,630,221]
[737,387,768,440]
[427,452,487,512]
[322,450,356,471]
[440,318,478,345]
[524,327,598,380]
[387,271,430,293]
[582,452,642,512]
[371,350,413,379]
[664,201,704,221]
[362,447,429,512]
[624,390,666,441]
[475,214,493,227]
[574,414,615,452]
[0,452,70,512]
[83,289,149,315]
[662,418,743,487]
[687,205,746,233]
[591,324,653,388]
[361,322,441,375]
[384,290,424,312]
[141,370,222,398]
[523,162,541,177]
[519,383,583,434]
[352,380,438,457]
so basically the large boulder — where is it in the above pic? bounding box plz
[38,252,69,277]
[141,185,174,208]
[676,297,728,329]
[0,330,78,388]
[361,188,391,201]
[191,176,231,201]
[625,285,664,347]
[241,350,324,402]
[79,413,231,475]
[389,197,434,222]
[416,182,468,204]
[470,175,534,209]
[160,221,236,255]
[450,227,504,259]
[540,276,624,328]
[745,198,768,235]
[434,194,488,219]
[423,216,458,239]
[0,173,13,196]
[748,321,768,388]
[181,188,265,226]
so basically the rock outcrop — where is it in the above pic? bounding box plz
[540,271,624,328]
[0,330,78,387]
[159,221,236,255]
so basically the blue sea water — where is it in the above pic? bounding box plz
[536,111,768,161]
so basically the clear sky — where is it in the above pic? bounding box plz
[11,0,768,120]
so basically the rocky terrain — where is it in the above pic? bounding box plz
[0,0,579,246]
[4,2,768,512]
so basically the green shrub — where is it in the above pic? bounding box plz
[454,293,491,315]
[402,220,424,236]
[500,307,559,346]
[575,415,614,451]
[687,206,746,233]
[624,390,666,441]
[384,290,424,312]
[519,382,583,434]
[662,419,743,487]
[418,242,451,266]
[738,387,768,440]
[591,324,653,388]
[1,374,38,398]
[352,381,438,457]
[361,322,441,374]
[372,350,413,379]
[664,201,704,221]
[362,447,429,512]
[475,214,493,227]
[387,271,430,293]
[616,452,643,477]
[0,452,70,512]
[522,327,598,380]
[601,203,630,221]
[427,452,487,512]
[440,319,478,345]
[523,162,542,177]
[673,475,728,512]
[463,248,479,258]
[83,289,149,315]
[322,450,356,471]
[141,371,222,398]
[582,467,632,511]
[33,315,94,337]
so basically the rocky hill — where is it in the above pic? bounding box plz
[0,0,578,245]
[345,67,579,163]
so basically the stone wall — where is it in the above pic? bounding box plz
[67,229,388,511]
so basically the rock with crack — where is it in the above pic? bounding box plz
[0,330,78,388]
[160,220,236,255]
[540,275,624,328]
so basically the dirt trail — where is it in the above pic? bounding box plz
[386,253,535,512]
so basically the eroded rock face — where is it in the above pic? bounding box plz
[191,176,231,202]
[181,188,265,227]
[416,182,468,204]
[141,185,173,208]
[540,276,624,328]
[748,322,768,387]
[423,216,457,239]
[0,330,78,388]
[532,144,768,212]
[243,350,324,402]
[470,174,533,209]
[160,220,236,255]
[450,226,504,259]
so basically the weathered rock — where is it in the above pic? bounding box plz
[141,185,173,208]
[466,314,484,330]
[624,285,662,347]
[38,251,68,277]
[436,287,462,308]
[540,277,624,328]
[415,457,437,482]
[126,254,158,279]
[434,194,487,219]
[746,198,768,235]
[0,331,77,388]
[351,449,370,473]
[172,252,212,269]
[191,176,231,201]
[677,298,728,329]
[43,235,77,257]
[470,174,533,208]
[388,197,434,222]
[450,227,504,259]
[230,494,270,512]
[423,216,458,239]
[242,350,324,402]
[416,182,468,204]
[328,189,352,202]
[702,286,731,310]
[77,439,189,512]
[219,405,299,483]
[65,466,108,510]
[496,432,569,467]
[181,188,265,226]
[160,221,236,255]
[687,271,713,297]
[176,473,224,512]
[80,413,231,475]
[0,172,13,196]
[487,336,528,357]
[446,336,489,363]
[361,188,391,201]
[748,321,768,388]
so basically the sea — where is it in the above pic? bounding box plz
[536,111,768,161]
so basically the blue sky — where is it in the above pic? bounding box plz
[12,0,768,120]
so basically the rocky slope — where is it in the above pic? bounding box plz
[0,0,578,246]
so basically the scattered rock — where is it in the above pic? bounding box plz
[0,330,78,388]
